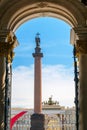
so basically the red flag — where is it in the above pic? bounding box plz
[10,111,27,130]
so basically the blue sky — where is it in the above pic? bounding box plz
[12,17,75,108]
[13,17,72,67]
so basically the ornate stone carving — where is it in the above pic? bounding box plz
[0,31,18,62]
[0,42,15,62]
[74,27,87,41]
[72,27,87,57]
[75,40,87,56]
[37,2,48,8]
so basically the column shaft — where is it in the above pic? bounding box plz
[79,54,87,130]
[4,59,12,130]
[34,56,42,113]
[0,56,6,130]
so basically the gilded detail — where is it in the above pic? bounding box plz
[75,40,87,56]
[6,32,17,45]
[0,42,15,62]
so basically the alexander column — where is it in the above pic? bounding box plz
[33,32,43,113]
[30,33,45,130]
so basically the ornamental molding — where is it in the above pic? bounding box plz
[0,30,18,46]
[73,27,87,40]
[37,2,48,8]
[0,42,15,62]
[0,30,18,62]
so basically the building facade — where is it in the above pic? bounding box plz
[11,98,76,130]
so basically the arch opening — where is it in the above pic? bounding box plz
[12,17,75,110]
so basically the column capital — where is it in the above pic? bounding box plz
[0,29,18,62]
[70,27,87,45]
[70,27,87,57]
[73,26,87,40]
[75,40,87,56]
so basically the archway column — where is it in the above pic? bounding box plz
[0,29,18,130]
[75,39,87,130]
[0,55,6,130]
[71,27,87,130]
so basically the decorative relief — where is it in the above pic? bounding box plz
[73,27,87,41]
[7,51,15,63]
[6,31,18,47]
[75,40,87,56]
[0,31,18,62]
[37,2,48,8]
[0,42,14,62]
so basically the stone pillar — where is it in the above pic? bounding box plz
[34,55,43,113]
[76,40,87,130]
[0,30,18,130]
[79,54,87,130]
[71,27,87,130]
[31,34,45,130]
[0,55,6,130]
[32,34,43,114]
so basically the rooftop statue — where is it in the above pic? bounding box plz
[42,96,59,105]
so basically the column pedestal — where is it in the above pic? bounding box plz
[30,114,45,130]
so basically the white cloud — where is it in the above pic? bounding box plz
[12,64,75,109]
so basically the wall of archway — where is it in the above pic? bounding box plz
[0,0,87,32]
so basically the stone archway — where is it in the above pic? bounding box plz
[0,0,87,130]
[0,0,87,31]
